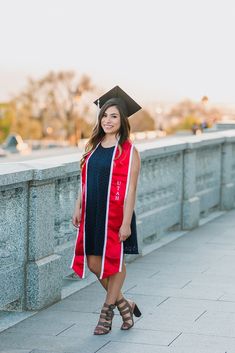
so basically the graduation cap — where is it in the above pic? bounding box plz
[94,85,141,118]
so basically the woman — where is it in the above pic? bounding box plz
[71,86,142,335]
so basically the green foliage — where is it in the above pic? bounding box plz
[10,71,95,144]
[166,99,222,134]
[178,115,201,130]
[0,103,14,143]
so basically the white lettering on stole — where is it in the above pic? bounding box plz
[115,181,121,200]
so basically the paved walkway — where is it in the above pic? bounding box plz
[1,210,235,353]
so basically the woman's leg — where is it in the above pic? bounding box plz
[86,255,102,277]
[105,262,141,330]
[99,278,123,302]
[105,262,126,304]
[87,255,120,335]
[87,255,123,300]
[87,256,139,331]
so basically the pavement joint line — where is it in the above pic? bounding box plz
[180,331,235,340]
[206,241,235,246]
[148,270,161,278]
[167,332,183,346]
[170,296,227,302]
[124,292,164,297]
[217,299,235,304]
[217,293,226,300]
[128,327,181,333]
[135,316,143,323]
[123,285,137,293]
[217,254,229,260]
[180,280,192,289]
[110,340,167,347]
[194,310,207,322]
[49,307,98,314]
[201,267,210,273]
[55,323,76,336]
[126,291,232,301]
[93,341,111,353]
[29,351,81,353]
[156,297,170,307]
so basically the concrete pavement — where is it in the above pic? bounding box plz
[1,210,235,352]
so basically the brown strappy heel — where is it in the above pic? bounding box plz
[116,297,142,330]
[93,303,116,335]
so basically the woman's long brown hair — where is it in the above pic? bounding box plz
[80,98,130,168]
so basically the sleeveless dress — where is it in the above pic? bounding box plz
[85,143,139,255]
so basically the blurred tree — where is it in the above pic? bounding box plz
[0,103,15,143]
[165,99,223,133]
[129,109,155,132]
[11,71,94,144]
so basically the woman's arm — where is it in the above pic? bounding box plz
[72,191,82,228]
[119,146,141,242]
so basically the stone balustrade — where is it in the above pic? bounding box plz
[1,130,235,311]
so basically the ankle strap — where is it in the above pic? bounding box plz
[116,297,125,306]
[103,303,116,310]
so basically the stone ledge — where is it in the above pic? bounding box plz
[26,254,62,311]
[0,165,33,186]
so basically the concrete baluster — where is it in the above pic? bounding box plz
[26,176,62,310]
[182,147,200,229]
[220,140,235,210]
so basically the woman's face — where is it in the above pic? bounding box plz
[101,106,121,135]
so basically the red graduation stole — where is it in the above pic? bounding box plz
[71,139,134,279]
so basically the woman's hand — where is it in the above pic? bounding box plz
[119,223,131,242]
[72,206,81,229]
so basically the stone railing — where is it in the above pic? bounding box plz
[1,130,235,311]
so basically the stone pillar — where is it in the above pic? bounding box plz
[220,141,235,210]
[26,178,62,310]
[182,148,200,229]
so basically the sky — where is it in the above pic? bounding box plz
[1,0,235,106]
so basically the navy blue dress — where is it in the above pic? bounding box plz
[85,144,138,255]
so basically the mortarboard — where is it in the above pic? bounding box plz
[94,85,141,118]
